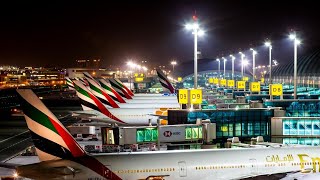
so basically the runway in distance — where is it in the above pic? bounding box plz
[4,89,320,180]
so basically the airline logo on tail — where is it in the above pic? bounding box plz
[99,79,126,103]
[108,79,132,99]
[86,78,119,108]
[73,80,125,124]
[65,77,75,90]
[16,89,122,179]
[156,69,175,94]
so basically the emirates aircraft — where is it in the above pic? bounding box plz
[84,78,179,108]
[72,80,169,125]
[83,71,177,101]
[4,89,320,180]
[104,69,177,100]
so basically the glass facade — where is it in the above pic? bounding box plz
[283,138,320,146]
[264,100,320,117]
[283,119,320,135]
[187,109,273,140]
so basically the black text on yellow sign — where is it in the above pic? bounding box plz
[269,84,283,96]
[213,78,219,84]
[178,89,188,104]
[227,80,235,87]
[237,81,245,89]
[220,79,226,86]
[250,82,260,92]
[190,89,202,104]
[208,78,214,84]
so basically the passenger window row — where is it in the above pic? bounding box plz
[116,168,175,174]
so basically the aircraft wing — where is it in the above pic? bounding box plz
[240,170,304,180]
[71,111,99,118]
[0,162,18,169]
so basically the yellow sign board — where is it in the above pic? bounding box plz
[243,76,249,81]
[269,84,283,96]
[178,89,188,104]
[250,82,261,92]
[227,80,235,87]
[260,78,265,83]
[237,81,245,89]
[135,77,144,82]
[220,79,227,86]
[208,78,214,84]
[190,89,202,104]
[178,77,182,82]
[213,78,219,84]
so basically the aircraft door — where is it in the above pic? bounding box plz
[178,161,187,177]
[104,165,112,179]
[249,158,258,175]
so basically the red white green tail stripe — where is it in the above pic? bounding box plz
[16,89,122,179]
[65,77,75,90]
[99,79,126,103]
[73,80,125,124]
[86,78,119,108]
[156,68,175,93]
[109,79,132,99]
[114,78,134,96]
[16,89,85,161]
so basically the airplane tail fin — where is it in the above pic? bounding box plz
[16,89,122,179]
[73,80,125,124]
[76,77,89,86]
[65,77,75,90]
[156,68,175,93]
[114,78,134,96]
[99,79,126,103]
[86,78,119,108]
[108,79,132,99]
[16,89,85,162]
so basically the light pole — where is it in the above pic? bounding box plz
[265,41,272,84]
[250,48,257,81]
[289,33,301,99]
[222,57,227,79]
[185,18,205,88]
[171,61,177,73]
[243,59,248,75]
[239,52,245,78]
[230,55,235,80]
[216,58,220,78]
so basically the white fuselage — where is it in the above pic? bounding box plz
[76,108,161,125]
[125,99,178,104]
[91,146,320,180]
[23,146,320,180]
[117,103,179,109]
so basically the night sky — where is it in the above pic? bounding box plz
[1,1,319,68]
